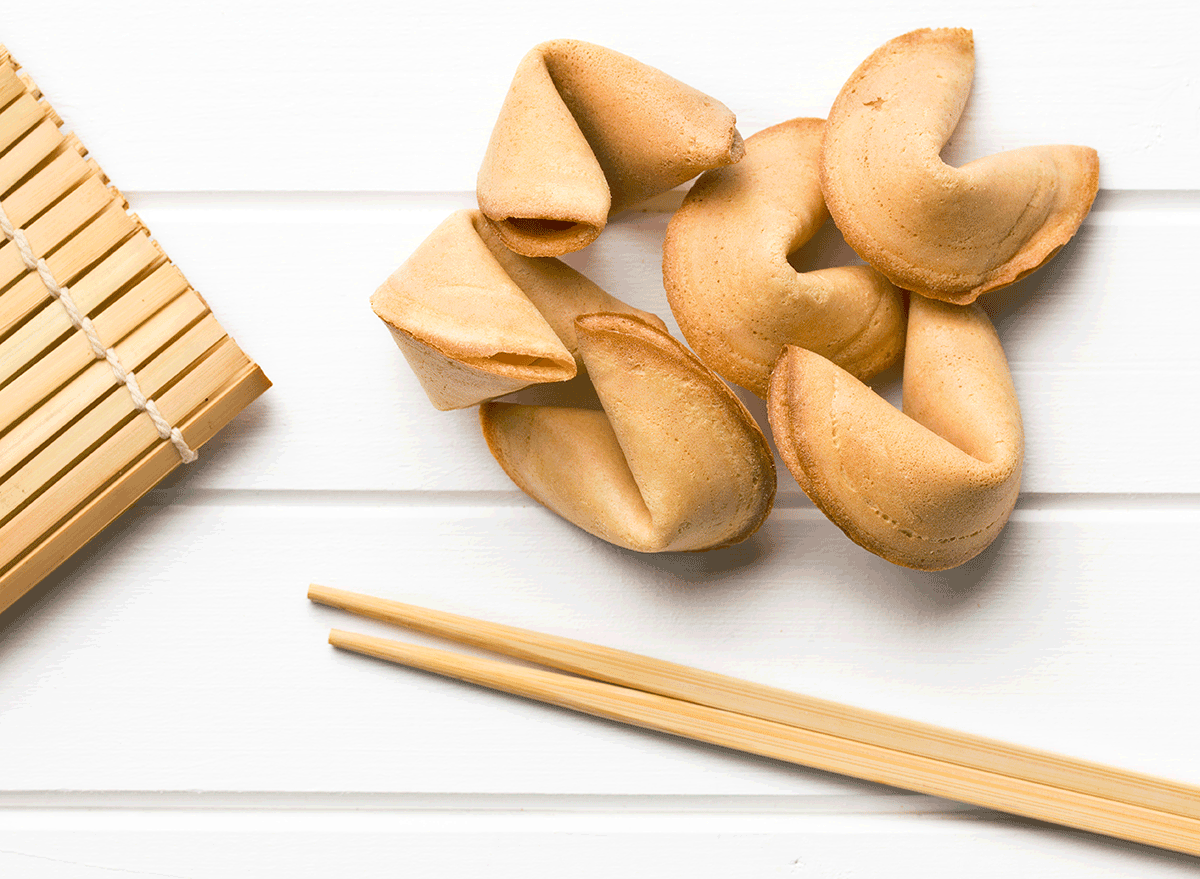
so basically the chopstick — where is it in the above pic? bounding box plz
[309,584,1200,857]
[308,584,1197,820]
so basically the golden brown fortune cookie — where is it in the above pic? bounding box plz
[821,28,1099,304]
[370,209,665,410]
[768,295,1023,571]
[477,39,745,258]
[663,117,907,398]
[481,313,776,552]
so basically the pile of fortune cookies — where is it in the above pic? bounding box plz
[370,29,1099,571]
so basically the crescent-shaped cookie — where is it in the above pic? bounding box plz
[370,209,664,410]
[481,313,776,552]
[663,117,907,398]
[767,295,1023,571]
[477,39,745,258]
[821,28,1099,304]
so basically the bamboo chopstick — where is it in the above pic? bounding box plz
[310,585,1200,857]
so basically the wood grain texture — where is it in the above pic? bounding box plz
[2,1,1200,873]
[1,504,1197,793]
[310,584,1200,822]
[2,809,1199,878]
[119,197,1200,494]
[2,2,1196,190]
[0,52,270,614]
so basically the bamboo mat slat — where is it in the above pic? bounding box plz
[0,176,128,333]
[0,291,211,481]
[0,44,270,614]
[0,229,165,388]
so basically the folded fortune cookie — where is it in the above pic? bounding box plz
[477,39,745,258]
[663,117,907,398]
[370,209,664,410]
[482,313,776,552]
[821,28,1099,304]
[768,295,1023,571]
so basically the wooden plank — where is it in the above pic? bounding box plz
[0,506,1196,795]
[131,198,1200,495]
[314,584,1200,823]
[0,811,1198,878]
[3,7,1197,191]
[0,6,1197,873]
[329,632,1200,854]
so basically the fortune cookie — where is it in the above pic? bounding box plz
[768,295,1023,571]
[477,39,745,258]
[821,28,1099,304]
[663,118,907,398]
[371,209,664,410]
[481,313,776,552]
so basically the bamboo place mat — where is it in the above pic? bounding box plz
[0,44,270,615]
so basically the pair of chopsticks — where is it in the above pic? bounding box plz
[308,584,1200,857]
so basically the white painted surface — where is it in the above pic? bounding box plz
[2,1,1200,875]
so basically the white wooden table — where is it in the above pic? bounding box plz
[2,2,1199,875]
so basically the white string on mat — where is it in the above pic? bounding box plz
[0,197,198,463]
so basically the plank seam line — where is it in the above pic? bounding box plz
[114,190,1200,214]
[143,488,1200,516]
[0,791,979,816]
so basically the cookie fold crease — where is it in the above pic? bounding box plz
[478,39,745,257]
[768,295,1023,570]
[371,209,662,410]
[664,117,907,398]
[482,313,776,552]
[821,28,1099,303]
